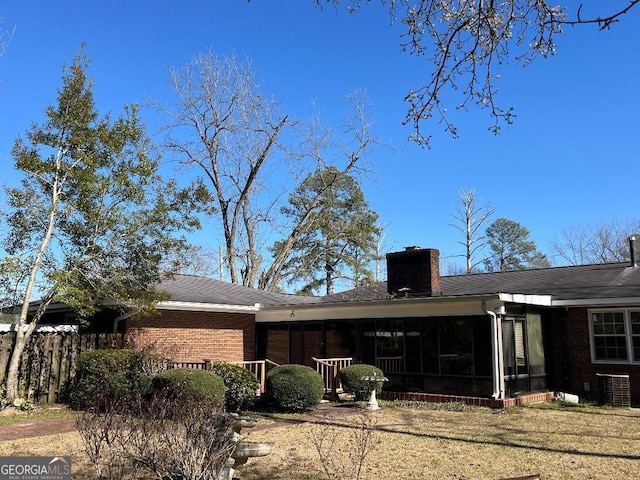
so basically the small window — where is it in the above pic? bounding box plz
[631,312,640,361]
[592,311,627,361]
[590,310,640,363]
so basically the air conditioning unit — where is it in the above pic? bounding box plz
[597,373,630,407]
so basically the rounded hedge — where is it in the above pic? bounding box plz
[265,364,324,412]
[152,368,225,410]
[210,362,260,413]
[339,364,384,401]
[66,349,153,410]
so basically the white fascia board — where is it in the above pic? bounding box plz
[498,293,553,306]
[551,297,640,307]
[156,301,261,313]
[256,295,504,322]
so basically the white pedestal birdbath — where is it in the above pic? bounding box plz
[360,373,388,410]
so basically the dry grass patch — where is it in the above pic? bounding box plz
[1,403,639,479]
[240,403,640,480]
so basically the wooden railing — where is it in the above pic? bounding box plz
[228,359,279,394]
[172,358,280,394]
[376,356,403,373]
[312,356,353,400]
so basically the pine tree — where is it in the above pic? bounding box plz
[273,167,380,295]
[0,49,195,400]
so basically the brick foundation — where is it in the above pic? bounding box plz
[381,390,555,408]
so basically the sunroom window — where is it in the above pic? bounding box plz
[590,310,640,363]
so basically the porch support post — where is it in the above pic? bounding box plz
[488,310,505,400]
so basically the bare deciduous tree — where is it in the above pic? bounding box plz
[157,53,290,287]
[550,218,640,265]
[317,1,640,146]
[0,16,14,58]
[157,54,377,291]
[448,187,494,273]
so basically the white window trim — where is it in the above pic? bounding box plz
[588,308,640,364]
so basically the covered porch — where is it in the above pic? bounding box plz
[256,293,553,402]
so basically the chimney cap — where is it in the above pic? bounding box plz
[404,245,421,251]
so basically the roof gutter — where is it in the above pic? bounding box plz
[156,301,261,313]
[113,309,140,334]
[551,297,640,307]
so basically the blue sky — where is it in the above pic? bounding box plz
[1,1,639,271]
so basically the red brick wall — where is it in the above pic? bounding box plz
[126,310,255,363]
[563,307,640,404]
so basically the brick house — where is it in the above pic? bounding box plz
[53,239,640,405]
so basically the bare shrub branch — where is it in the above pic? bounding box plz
[310,410,379,480]
[76,393,237,480]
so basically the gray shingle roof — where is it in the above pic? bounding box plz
[440,262,640,300]
[159,263,640,308]
[318,262,640,304]
[158,275,322,307]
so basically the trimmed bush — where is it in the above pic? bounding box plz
[210,362,260,413]
[66,349,154,410]
[339,364,384,401]
[265,364,324,412]
[152,368,225,410]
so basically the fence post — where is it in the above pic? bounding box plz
[331,364,338,401]
[203,359,211,370]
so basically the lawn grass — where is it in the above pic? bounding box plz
[240,401,640,480]
[0,401,639,479]
[0,404,75,426]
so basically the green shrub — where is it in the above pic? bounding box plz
[265,364,324,412]
[66,349,153,410]
[152,368,225,410]
[210,362,259,413]
[339,364,384,401]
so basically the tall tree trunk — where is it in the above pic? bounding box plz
[5,146,62,400]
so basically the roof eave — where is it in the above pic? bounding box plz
[551,297,640,307]
[498,293,553,306]
[156,300,261,313]
[257,294,506,322]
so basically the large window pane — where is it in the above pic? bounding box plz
[376,320,404,373]
[527,313,546,376]
[325,321,355,358]
[361,321,376,366]
[515,319,528,375]
[632,312,640,362]
[439,318,473,376]
[405,319,422,373]
[473,316,492,376]
[422,319,439,374]
[502,320,515,376]
[592,311,627,361]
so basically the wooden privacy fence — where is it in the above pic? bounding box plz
[0,332,126,404]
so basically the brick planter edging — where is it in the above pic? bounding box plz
[380,391,555,408]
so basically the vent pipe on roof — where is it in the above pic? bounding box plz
[630,235,638,268]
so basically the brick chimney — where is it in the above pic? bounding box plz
[386,247,441,297]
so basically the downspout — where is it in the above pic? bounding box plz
[487,310,505,400]
[113,309,140,334]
